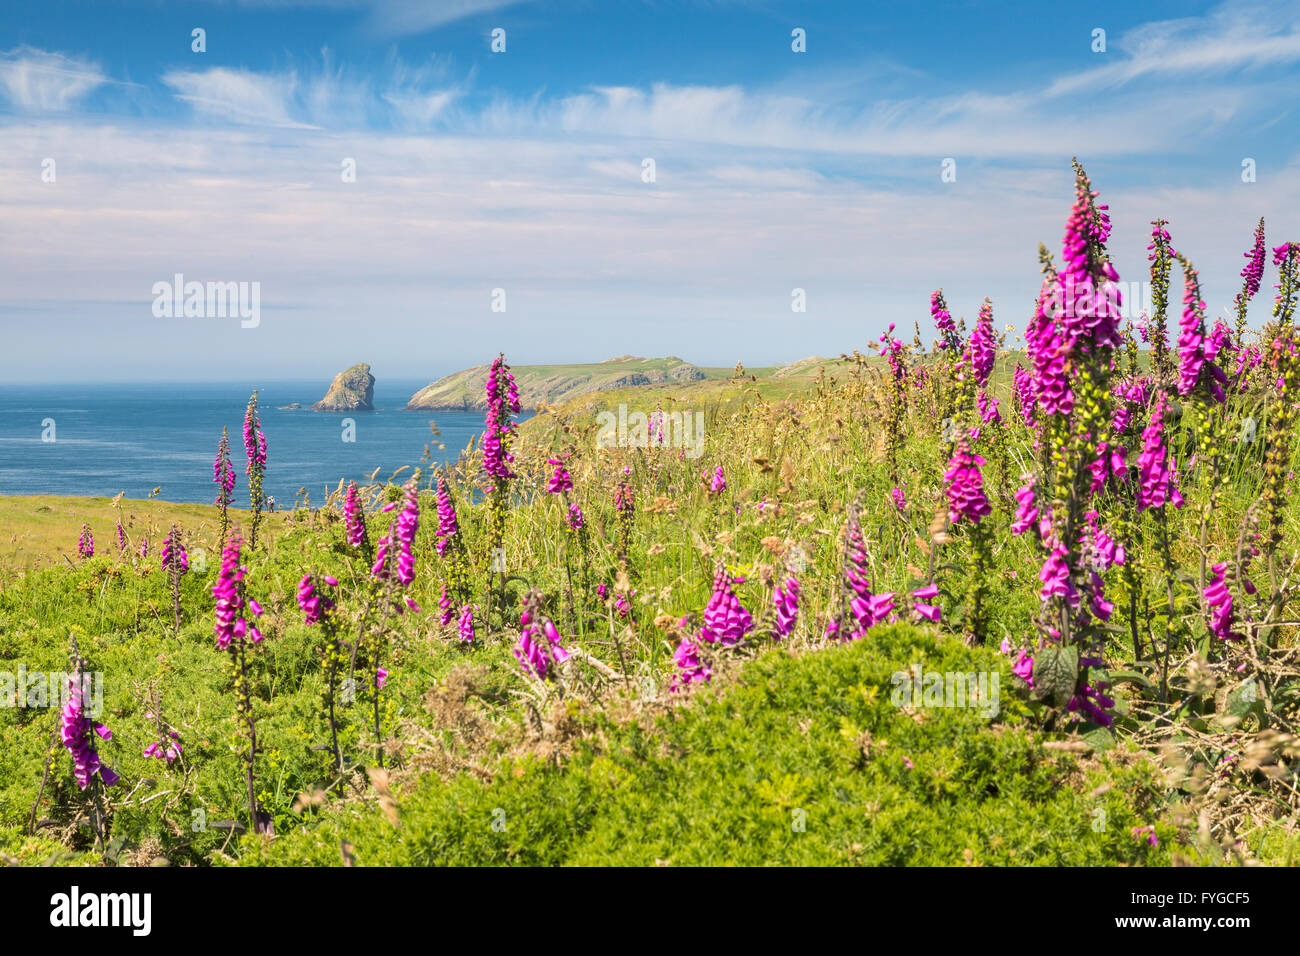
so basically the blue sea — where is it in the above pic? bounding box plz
[0,381,508,505]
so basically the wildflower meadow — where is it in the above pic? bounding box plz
[3,162,1299,874]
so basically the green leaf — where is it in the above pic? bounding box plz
[1106,669,1153,689]
[1081,727,1115,751]
[1032,646,1079,709]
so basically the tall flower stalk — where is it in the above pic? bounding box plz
[482,354,520,611]
[363,479,420,765]
[213,427,236,555]
[1234,218,1266,339]
[161,524,189,635]
[298,572,345,779]
[435,475,474,634]
[211,534,272,834]
[243,393,267,548]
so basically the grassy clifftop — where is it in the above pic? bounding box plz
[407,356,728,411]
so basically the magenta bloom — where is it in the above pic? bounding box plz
[969,299,996,387]
[1081,511,1125,572]
[1011,474,1039,536]
[115,521,126,553]
[546,458,573,494]
[615,590,633,619]
[139,538,148,559]
[1067,680,1115,727]
[243,396,266,475]
[297,572,336,625]
[669,637,712,692]
[911,582,941,622]
[434,477,458,556]
[1204,563,1242,641]
[1012,649,1034,687]
[944,438,991,524]
[373,480,420,588]
[614,478,634,515]
[160,533,189,575]
[1039,547,1079,608]
[703,465,726,494]
[77,523,94,559]
[439,582,454,626]
[143,728,183,763]
[513,596,568,678]
[344,481,367,548]
[1013,363,1036,427]
[1241,220,1266,300]
[1176,258,1225,402]
[212,535,263,648]
[773,575,799,639]
[458,604,476,643]
[60,675,118,790]
[1057,174,1122,351]
[976,390,1001,425]
[930,289,955,341]
[482,355,520,481]
[700,566,753,646]
[890,487,906,512]
[839,515,884,639]
[1136,394,1182,512]
[567,503,585,530]
[213,430,236,506]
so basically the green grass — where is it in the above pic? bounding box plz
[1,344,1295,867]
[233,625,1174,866]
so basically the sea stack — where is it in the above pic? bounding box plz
[312,363,375,411]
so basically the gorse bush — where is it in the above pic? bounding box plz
[2,159,1299,866]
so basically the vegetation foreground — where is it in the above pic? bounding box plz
[3,161,1300,867]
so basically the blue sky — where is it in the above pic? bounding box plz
[1,0,1298,382]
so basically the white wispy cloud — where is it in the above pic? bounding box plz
[163,52,463,129]
[1045,4,1300,98]
[0,47,108,111]
[162,67,320,128]
[215,0,529,36]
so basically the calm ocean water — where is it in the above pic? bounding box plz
[0,381,508,505]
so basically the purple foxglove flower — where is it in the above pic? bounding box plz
[969,298,996,387]
[1039,547,1079,608]
[60,675,117,790]
[699,566,753,646]
[161,531,189,575]
[212,535,261,649]
[943,438,992,524]
[1204,562,1242,641]
[568,503,585,530]
[773,576,799,639]
[344,481,367,548]
[546,458,573,494]
[77,524,94,559]
[434,477,458,555]
[669,637,712,692]
[296,572,336,625]
[439,582,454,626]
[513,595,567,677]
[1011,474,1039,536]
[1136,393,1182,512]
